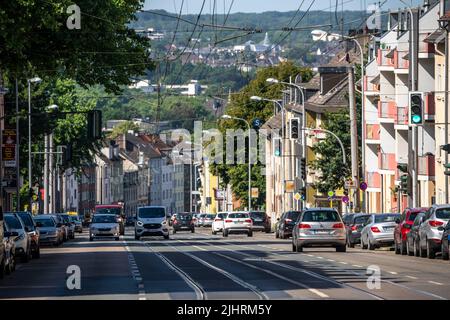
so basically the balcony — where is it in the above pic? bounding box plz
[395,106,409,129]
[366,124,380,144]
[418,154,435,177]
[419,33,435,58]
[379,153,396,171]
[378,101,396,123]
[364,75,380,96]
[393,51,409,74]
[367,172,381,189]
[425,92,435,121]
[376,49,395,71]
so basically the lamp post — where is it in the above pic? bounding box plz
[43,104,58,214]
[27,77,42,212]
[266,78,306,209]
[250,96,285,213]
[221,115,252,211]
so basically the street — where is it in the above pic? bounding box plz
[1,227,449,300]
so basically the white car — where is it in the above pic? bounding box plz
[89,214,120,241]
[135,206,170,240]
[212,212,226,235]
[222,212,253,237]
[4,213,32,262]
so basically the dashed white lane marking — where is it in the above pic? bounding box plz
[428,281,443,286]
[139,297,147,300]
[406,276,418,280]
[327,259,335,262]
[125,242,146,300]
[388,271,398,275]
[309,289,329,298]
[339,262,348,265]
[316,256,324,259]
[352,265,363,268]
[306,254,314,257]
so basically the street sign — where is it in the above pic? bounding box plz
[285,180,295,193]
[251,187,259,198]
[327,191,335,197]
[252,118,263,129]
[345,179,357,189]
[294,193,301,201]
[342,195,350,204]
[360,182,368,191]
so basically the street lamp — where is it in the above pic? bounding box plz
[221,114,252,211]
[43,104,58,214]
[27,76,42,211]
[311,30,366,211]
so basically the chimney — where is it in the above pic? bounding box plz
[109,140,115,160]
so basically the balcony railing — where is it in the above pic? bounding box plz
[425,92,435,119]
[396,106,408,125]
[366,124,380,140]
[419,33,435,54]
[379,153,396,171]
[364,76,380,92]
[377,49,395,67]
[379,101,397,120]
[367,172,381,188]
[418,154,435,176]
[394,51,409,69]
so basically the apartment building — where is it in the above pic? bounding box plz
[363,2,439,213]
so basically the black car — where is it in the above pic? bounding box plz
[275,211,302,239]
[439,221,450,261]
[15,212,41,259]
[172,213,195,234]
[406,212,426,256]
[345,214,371,248]
[126,216,135,226]
[249,211,271,233]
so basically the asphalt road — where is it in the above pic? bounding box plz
[0,227,449,300]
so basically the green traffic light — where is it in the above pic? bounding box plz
[412,115,422,124]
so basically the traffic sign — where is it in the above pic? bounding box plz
[360,182,368,191]
[252,118,263,129]
[345,179,357,189]
[342,195,350,204]
[327,191,335,197]
[294,193,301,201]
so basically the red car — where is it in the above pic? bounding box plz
[394,207,429,255]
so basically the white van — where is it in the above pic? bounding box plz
[135,206,169,240]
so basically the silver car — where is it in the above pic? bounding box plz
[292,208,347,253]
[90,214,120,241]
[360,213,401,250]
[4,213,32,262]
[418,205,450,259]
[34,215,62,246]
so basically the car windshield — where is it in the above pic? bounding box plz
[69,216,80,222]
[354,215,370,224]
[60,215,70,223]
[408,212,419,222]
[228,213,249,219]
[95,208,121,215]
[436,208,450,220]
[5,215,23,229]
[374,214,400,223]
[206,214,215,219]
[92,215,117,223]
[179,214,192,220]
[138,207,165,219]
[250,212,266,219]
[302,210,340,222]
[286,211,301,221]
[34,218,55,227]
[16,212,34,228]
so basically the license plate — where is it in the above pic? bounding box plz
[234,221,242,224]
[314,230,329,235]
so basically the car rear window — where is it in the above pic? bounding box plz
[228,213,249,219]
[374,214,400,223]
[436,208,450,220]
[34,218,56,227]
[206,214,215,219]
[16,212,34,228]
[92,215,117,223]
[179,214,192,220]
[286,211,301,221]
[250,212,266,219]
[354,215,370,224]
[302,211,340,222]
[408,212,419,222]
[5,215,23,229]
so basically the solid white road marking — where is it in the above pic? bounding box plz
[388,271,398,275]
[352,265,363,268]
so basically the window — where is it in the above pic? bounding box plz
[302,210,340,222]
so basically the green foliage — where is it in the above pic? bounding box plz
[109,121,140,139]
[210,61,313,208]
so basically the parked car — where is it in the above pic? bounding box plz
[202,214,215,227]
[172,213,195,234]
[51,214,68,241]
[342,213,356,227]
[275,211,302,239]
[212,212,226,235]
[15,212,41,258]
[249,211,271,233]
[34,215,63,246]
[125,216,135,227]
[89,214,120,241]
[169,213,177,227]
[4,213,32,262]
[360,213,401,250]
[222,212,253,237]
[345,213,371,248]
[195,213,207,227]
[1,221,17,277]
[406,212,427,257]
[394,208,428,255]
[439,221,450,261]
[292,208,346,253]
[59,214,75,239]
[69,215,83,233]
[135,206,169,240]
[418,205,450,259]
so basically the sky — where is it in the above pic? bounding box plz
[143,0,423,14]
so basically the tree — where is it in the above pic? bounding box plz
[109,121,140,139]
[210,61,313,209]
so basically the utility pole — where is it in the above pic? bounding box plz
[44,134,49,214]
[15,79,20,211]
[348,67,361,212]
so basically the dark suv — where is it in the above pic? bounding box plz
[172,213,195,234]
[15,212,40,259]
[249,211,271,233]
[275,211,302,239]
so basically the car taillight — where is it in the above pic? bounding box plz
[429,220,444,227]
[371,226,381,233]
[214,218,222,221]
[245,219,252,223]
[351,225,357,231]
[333,223,344,229]
[173,220,178,224]
[298,223,311,229]
[225,220,232,223]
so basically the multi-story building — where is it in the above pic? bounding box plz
[363,2,439,213]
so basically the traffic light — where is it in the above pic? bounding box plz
[397,163,407,173]
[441,144,450,153]
[87,110,102,139]
[300,187,306,201]
[289,117,300,140]
[273,137,282,157]
[400,174,410,195]
[409,92,424,125]
[445,164,450,176]
[300,157,307,181]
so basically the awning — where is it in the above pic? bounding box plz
[385,49,396,59]
[424,29,445,44]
